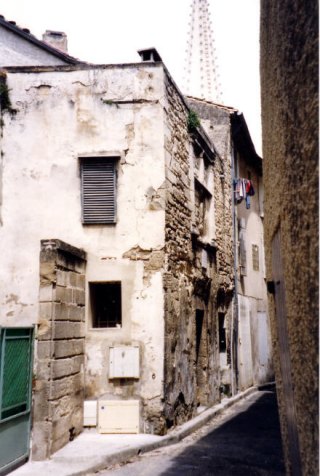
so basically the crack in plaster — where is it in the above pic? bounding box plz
[26,84,53,91]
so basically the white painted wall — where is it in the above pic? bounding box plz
[0,64,166,403]
[237,294,253,389]
[251,311,273,384]
[236,161,273,385]
[237,166,266,300]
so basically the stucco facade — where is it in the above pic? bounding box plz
[260,1,318,475]
[0,64,167,447]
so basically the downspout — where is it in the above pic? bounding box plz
[230,138,239,395]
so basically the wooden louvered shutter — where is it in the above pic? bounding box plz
[81,159,116,224]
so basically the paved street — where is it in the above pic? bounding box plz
[95,388,285,476]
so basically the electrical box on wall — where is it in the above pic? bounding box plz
[98,400,139,434]
[83,400,97,427]
[109,346,140,379]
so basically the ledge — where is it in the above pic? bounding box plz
[40,239,86,261]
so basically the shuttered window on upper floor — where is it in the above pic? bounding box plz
[80,158,117,224]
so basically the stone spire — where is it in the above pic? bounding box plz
[184,0,222,103]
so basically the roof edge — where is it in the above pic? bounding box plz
[0,16,82,64]
[231,111,262,174]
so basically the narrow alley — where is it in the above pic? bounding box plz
[94,387,285,476]
[0,1,317,475]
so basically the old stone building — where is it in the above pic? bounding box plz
[0,46,271,471]
[0,53,233,465]
[188,98,273,393]
[260,1,318,475]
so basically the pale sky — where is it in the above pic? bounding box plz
[0,0,262,155]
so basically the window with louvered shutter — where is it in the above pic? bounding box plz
[252,244,260,271]
[80,158,117,224]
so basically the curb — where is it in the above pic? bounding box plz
[71,385,258,476]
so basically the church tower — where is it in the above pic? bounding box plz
[184,0,222,103]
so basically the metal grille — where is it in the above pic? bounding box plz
[0,329,33,420]
[81,159,116,224]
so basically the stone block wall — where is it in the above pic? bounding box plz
[32,239,86,460]
[162,75,223,428]
[163,76,195,427]
[187,99,235,392]
[187,99,234,294]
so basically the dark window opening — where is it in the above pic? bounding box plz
[90,282,121,328]
[218,312,226,353]
[195,309,204,362]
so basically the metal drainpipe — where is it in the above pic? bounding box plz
[230,140,239,396]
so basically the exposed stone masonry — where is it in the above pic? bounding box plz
[187,98,235,393]
[163,76,195,427]
[187,99,234,295]
[33,239,86,460]
[162,76,232,428]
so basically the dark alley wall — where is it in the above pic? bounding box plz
[260,1,318,474]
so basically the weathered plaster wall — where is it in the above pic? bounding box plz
[260,1,318,474]
[236,160,273,386]
[236,161,265,298]
[0,26,68,66]
[0,64,166,432]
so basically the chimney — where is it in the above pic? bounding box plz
[42,30,68,53]
[137,48,162,62]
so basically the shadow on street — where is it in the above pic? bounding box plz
[159,389,285,476]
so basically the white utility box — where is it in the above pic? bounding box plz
[109,346,140,379]
[83,400,97,427]
[98,400,139,434]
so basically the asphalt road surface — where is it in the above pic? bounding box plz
[95,388,285,476]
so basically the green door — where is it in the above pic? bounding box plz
[0,327,34,475]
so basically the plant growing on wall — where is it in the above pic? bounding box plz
[187,109,201,132]
[0,72,17,114]
[0,73,11,111]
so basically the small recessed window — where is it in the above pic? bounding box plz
[89,282,122,328]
